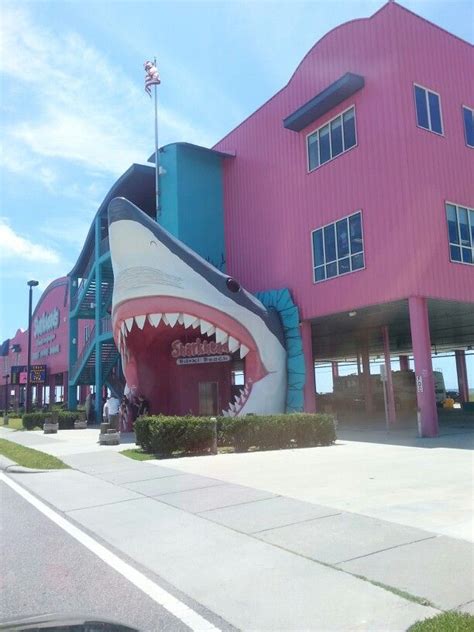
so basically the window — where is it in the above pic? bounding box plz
[414,84,443,134]
[446,202,474,265]
[463,106,474,148]
[307,106,357,171]
[312,211,365,283]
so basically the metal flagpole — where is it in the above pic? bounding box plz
[153,57,160,219]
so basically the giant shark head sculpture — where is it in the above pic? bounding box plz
[108,197,287,416]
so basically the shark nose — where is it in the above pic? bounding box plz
[108,197,143,227]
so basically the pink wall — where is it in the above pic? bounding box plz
[214,2,474,321]
[1,278,70,386]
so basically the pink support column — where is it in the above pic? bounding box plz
[382,325,397,425]
[361,335,374,414]
[408,296,438,437]
[455,350,469,403]
[301,321,316,413]
[399,355,410,371]
[331,362,339,380]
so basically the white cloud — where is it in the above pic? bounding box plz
[0,6,215,184]
[0,218,61,264]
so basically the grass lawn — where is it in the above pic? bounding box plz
[0,438,68,470]
[408,612,474,631]
[121,445,235,461]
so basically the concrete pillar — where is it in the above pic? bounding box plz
[37,385,43,407]
[408,296,438,437]
[399,355,410,371]
[455,350,469,403]
[331,362,339,380]
[301,321,316,413]
[361,334,374,414]
[382,326,397,425]
[49,374,56,404]
[63,372,69,407]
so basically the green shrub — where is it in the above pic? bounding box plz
[136,413,336,455]
[219,413,336,452]
[407,611,474,631]
[22,411,79,431]
[135,416,217,456]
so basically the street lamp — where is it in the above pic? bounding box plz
[3,374,9,425]
[25,280,39,414]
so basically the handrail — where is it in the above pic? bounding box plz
[71,323,96,380]
[71,257,95,310]
[101,316,112,335]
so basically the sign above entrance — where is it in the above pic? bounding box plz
[177,355,231,366]
[171,338,230,359]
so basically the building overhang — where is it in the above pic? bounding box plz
[283,72,365,132]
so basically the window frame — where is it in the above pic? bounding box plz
[413,83,444,136]
[445,200,474,267]
[306,105,358,173]
[462,104,474,148]
[310,210,366,284]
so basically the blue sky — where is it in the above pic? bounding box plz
[0,0,472,389]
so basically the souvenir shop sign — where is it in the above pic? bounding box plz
[171,338,231,365]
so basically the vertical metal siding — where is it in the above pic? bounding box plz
[214,2,474,320]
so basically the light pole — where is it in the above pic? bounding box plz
[3,374,9,425]
[26,280,39,414]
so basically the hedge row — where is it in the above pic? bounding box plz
[22,412,82,431]
[135,413,336,456]
[135,416,216,456]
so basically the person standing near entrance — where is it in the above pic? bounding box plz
[103,394,120,431]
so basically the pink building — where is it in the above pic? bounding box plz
[214,1,474,436]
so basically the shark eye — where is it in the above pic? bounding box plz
[226,277,240,293]
[150,240,157,247]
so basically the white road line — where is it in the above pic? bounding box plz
[1,473,221,632]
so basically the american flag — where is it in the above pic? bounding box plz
[144,60,161,96]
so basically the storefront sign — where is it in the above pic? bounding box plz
[176,355,231,366]
[32,344,61,360]
[171,338,230,359]
[34,308,60,338]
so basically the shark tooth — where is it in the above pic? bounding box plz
[125,318,134,332]
[191,318,200,329]
[240,345,249,359]
[166,313,179,328]
[207,326,216,336]
[177,313,184,325]
[200,320,213,335]
[135,315,146,330]
[148,313,162,327]
[222,410,230,417]
[229,402,237,413]
[228,336,239,353]
[183,314,196,329]
[121,322,126,337]
[215,328,228,344]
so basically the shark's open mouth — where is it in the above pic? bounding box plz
[114,295,268,416]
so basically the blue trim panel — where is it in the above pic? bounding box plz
[255,288,305,413]
[283,73,364,132]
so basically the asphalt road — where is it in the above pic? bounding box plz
[0,480,203,632]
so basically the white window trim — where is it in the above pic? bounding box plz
[306,105,358,173]
[413,82,444,136]
[462,104,474,148]
[310,210,366,284]
[445,200,474,267]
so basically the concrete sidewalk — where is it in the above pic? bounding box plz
[2,426,473,629]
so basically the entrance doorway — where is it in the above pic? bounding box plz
[198,382,219,416]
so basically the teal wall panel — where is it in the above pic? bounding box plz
[158,143,225,271]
